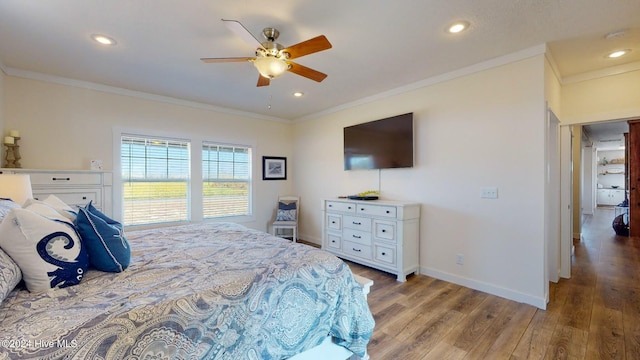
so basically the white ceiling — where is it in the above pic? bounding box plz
[0,0,639,120]
[583,121,629,150]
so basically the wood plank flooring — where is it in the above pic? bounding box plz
[345,207,640,359]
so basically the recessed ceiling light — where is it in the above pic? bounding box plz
[607,49,631,58]
[91,34,117,46]
[448,21,469,34]
[293,92,304,97]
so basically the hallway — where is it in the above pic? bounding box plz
[546,206,640,358]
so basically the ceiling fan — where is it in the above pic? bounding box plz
[201,19,332,87]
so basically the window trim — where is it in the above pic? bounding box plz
[202,142,253,220]
[113,127,256,228]
[120,134,191,226]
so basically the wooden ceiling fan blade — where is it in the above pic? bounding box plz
[222,19,264,50]
[200,57,254,63]
[287,62,328,82]
[283,35,332,59]
[257,75,270,87]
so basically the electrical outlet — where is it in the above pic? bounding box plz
[456,253,464,265]
[481,187,498,199]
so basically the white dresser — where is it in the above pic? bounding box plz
[321,198,420,281]
[0,168,113,217]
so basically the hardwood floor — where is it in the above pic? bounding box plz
[346,207,640,359]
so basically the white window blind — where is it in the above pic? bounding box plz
[121,135,190,226]
[202,143,251,218]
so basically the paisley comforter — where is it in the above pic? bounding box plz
[0,222,374,359]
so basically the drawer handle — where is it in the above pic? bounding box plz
[52,177,70,181]
[82,196,87,200]
[386,210,390,214]
[382,229,387,233]
[328,204,333,207]
[353,221,361,225]
[352,248,362,252]
[331,240,336,243]
[381,252,386,256]
[352,235,361,239]
[331,221,336,224]
[360,208,365,211]
[348,206,352,209]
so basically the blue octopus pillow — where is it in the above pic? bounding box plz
[75,202,130,273]
[0,208,88,292]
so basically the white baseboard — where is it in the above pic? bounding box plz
[299,233,322,246]
[420,266,547,310]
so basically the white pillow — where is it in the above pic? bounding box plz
[23,201,69,222]
[0,208,89,292]
[23,195,77,221]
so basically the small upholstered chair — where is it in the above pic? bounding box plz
[271,196,299,242]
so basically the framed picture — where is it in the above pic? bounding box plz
[262,156,287,180]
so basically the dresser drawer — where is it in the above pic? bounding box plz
[326,214,342,231]
[343,215,372,231]
[29,172,103,186]
[327,233,342,250]
[342,240,372,260]
[356,204,397,218]
[33,189,101,207]
[374,220,396,241]
[326,201,356,213]
[343,228,371,246]
[375,243,396,265]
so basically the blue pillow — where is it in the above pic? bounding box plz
[85,201,112,224]
[276,201,297,221]
[75,203,130,272]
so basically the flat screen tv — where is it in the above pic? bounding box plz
[344,112,414,170]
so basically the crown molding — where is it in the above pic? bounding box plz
[562,61,640,85]
[3,67,290,124]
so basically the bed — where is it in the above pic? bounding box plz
[0,221,374,359]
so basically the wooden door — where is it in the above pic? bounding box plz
[627,120,640,236]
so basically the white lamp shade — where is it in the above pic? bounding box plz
[0,174,33,206]
[253,56,288,79]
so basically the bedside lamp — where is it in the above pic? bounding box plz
[0,174,33,206]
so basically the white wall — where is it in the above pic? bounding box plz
[562,69,640,124]
[596,149,625,189]
[2,75,294,232]
[544,55,562,116]
[293,55,548,308]
[582,144,595,215]
[0,67,5,158]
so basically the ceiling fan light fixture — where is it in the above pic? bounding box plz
[253,55,289,79]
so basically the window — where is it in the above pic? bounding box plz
[121,135,190,226]
[202,143,251,218]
